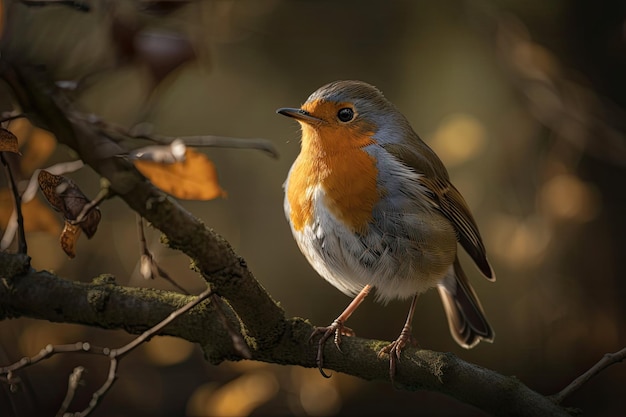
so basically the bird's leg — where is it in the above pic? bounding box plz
[378,293,419,382]
[310,284,372,377]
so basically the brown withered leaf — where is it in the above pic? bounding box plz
[0,128,20,154]
[37,169,64,211]
[38,170,101,238]
[79,206,101,239]
[0,189,61,235]
[60,220,81,258]
[133,149,226,200]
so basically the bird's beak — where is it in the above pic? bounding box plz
[276,107,323,124]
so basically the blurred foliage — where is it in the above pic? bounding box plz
[1,0,625,416]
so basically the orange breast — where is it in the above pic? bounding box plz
[287,124,380,234]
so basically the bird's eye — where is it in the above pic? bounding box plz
[337,107,354,122]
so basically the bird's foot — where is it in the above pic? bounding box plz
[309,319,355,378]
[377,325,416,383]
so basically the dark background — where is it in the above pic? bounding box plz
[1,0,625,416]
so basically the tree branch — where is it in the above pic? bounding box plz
[0,60,580,417]
[1,283,214,417]
[0,252,570,417]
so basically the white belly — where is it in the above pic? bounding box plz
[286,184,456,303]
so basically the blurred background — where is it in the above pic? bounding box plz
[1,0,625,416]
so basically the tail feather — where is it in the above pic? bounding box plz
[437,257,494,348]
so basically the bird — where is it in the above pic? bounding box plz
[277,80,494,380]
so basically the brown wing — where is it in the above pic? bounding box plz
[383,142,495,281]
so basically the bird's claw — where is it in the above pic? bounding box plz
[377,327,415,383]
[309,319,355,377]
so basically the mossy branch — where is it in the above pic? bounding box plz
[0,61,575,417]
[0,252,569,417]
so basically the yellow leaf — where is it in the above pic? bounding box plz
[0,189,61,235]
[6,118,57,174]
[8,117,33,147]
[134,149,226,200]
[21,128,57,176]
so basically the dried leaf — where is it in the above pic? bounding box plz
[133,149,226,200]
[0,128,19,153]
[37,169,65,211]
[38,170,101,238]
[79,206,101,238]
[60,220,81,258]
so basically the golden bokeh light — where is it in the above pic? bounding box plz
[187,371,279,417]
[142,335,195,366]
[487,214,552,267]
[428,114,487,167]
[539,174,600,222]
[298,376,341,416]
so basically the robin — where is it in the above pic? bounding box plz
[277,80,494,380]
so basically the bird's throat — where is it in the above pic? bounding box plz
[288,128,379,234]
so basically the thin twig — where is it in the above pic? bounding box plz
[145,134,279,159]
[136,215,189,294]
[65,359,118,417]
[0,153,27,253]
[70,187,111,226]
[1,343,106,377]
[65,287,213,415]
[71,112,279,158]
[210,293,252,359]
[1,287,213,417]
[114,286,212,358]
[0,113,27,124]
[551,346,626,404]
[56,366,85,417]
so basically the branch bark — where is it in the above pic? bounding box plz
[0,253,569,417]
[0,60,574,417]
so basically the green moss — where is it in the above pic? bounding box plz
[91,274,116,285]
